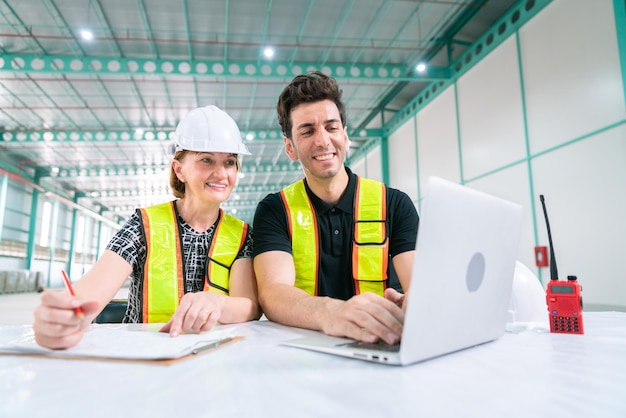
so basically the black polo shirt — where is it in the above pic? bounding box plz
[253,166,419,300]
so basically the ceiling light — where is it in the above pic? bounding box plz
[416,63,427,73]
[263,47,275,59]
[80,30,93,41]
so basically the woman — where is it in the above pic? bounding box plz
[33,105,260,349]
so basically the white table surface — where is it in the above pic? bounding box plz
[1,312,625,418]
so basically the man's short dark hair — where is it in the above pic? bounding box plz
[276,71,347,139]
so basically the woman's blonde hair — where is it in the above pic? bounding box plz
[169,150,189,199]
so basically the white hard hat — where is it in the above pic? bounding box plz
[507,261,549,330]
[172,105,251,155]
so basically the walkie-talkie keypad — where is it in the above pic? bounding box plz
[550,315,581,333]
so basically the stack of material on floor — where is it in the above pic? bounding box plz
[0,270,43,294]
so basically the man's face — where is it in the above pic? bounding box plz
[284,99,349,181]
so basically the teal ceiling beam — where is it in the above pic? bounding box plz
[614,0,626,108]
[287,0,314,65]
[349,128,384,140]
[38,162,301,178]
[220,199,261,208]
[1,129,272,142]
[79,182,292,198]
[1,128,382,143]
[0,165,121,228]
[106,200,259,210]
[347,136,382,166]
[80,192,170,201]
[233,183,293,193]
[318,0,354,66]
[0,0,46,54]
[1,130,173,143]
[0,53,451,81]
[384,0,552,135]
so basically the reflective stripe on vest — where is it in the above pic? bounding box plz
[202,209,248,296]
[280,180,319,295]
[140,202,184,323]
[140,203,247,323]
[352,178,388,295]
[280,178,387,297]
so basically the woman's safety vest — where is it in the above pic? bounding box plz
[139,202,247,323]
[280,178,388,297]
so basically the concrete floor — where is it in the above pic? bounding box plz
[0,287,129,325]
[0,291,40,325]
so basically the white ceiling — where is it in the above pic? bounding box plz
[0,0,518,224]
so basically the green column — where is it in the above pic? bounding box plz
[26,172,41,270]
[614,0,626,107]
[46,200,59,287]
[380,135,389,185]
[0,175,7,241]
[66,194,79,275]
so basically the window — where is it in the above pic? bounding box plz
[39,201,52,247]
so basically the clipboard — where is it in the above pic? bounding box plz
[0,324,244,366]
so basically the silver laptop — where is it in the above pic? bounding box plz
[281,176,523,366]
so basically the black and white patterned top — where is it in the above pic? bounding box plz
[105,203,253,323]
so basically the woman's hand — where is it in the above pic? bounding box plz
[160,292,225,337]
[32,290,100,350]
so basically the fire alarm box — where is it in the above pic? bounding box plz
[534,246,548,267]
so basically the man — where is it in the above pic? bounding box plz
[253,71,418,345]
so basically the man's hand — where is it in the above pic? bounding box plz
[321,292,404,345]
[384,288,406,310]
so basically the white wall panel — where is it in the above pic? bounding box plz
[456,37,527,180]
[520,0,625,153]
[467,163,534,271]
[531,125,626,309]
[380,0,625,310]
[388,119,417,200]
[349,154,367,178]
[365,146,382,182]
[349,144,382,182]
[0,257,23,270]
[416,87,460,190]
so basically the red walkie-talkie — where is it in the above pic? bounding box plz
[540,195,584,334]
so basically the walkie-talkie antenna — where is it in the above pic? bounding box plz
[539,195,559,281]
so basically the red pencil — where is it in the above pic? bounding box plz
[61,270,85,320]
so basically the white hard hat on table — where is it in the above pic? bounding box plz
[506,261,549,332]
[172,105,251,155]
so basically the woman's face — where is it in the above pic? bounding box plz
[173,151,239,204]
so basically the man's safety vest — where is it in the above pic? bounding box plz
[139,202,247,323]
[280,177,388,297]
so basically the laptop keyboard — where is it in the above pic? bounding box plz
[343,340,401,352]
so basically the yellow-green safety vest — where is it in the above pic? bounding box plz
[280,178,388,297]
[139,202,247,323]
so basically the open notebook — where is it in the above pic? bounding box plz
[0,323,241,365]
[282,176,523,366]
